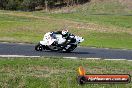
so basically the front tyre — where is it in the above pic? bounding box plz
[65,45,77,53]
[35,43,43,51]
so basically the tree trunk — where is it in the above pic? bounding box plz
[45,0,48,11]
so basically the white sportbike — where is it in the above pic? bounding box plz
[35,32,84,52]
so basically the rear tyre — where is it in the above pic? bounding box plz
[35,44,43,51]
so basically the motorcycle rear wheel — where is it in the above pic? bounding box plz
[35,44,43,51]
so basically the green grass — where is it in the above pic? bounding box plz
[0,13,60,43]
[0,57,132,88]
[0,10,132,49]
[42,13,132,29]
[81,32,132,49]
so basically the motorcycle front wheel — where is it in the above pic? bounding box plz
[65,44,77,53]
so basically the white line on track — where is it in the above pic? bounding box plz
[0,55,131,61]
[86,58,101,60]
[128,60,132,61]
[63,57,78,59]
[104,59,126,60]
[0,55,40,58]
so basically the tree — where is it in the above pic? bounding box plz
[22,0,38,11]
[0,0,8,9]
[0,0,91,11]
[6,0,19,10]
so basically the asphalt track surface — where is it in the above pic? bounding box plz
[0,43,132,60]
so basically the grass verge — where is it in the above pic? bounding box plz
[0,57,132,88]
[0,10,132,49]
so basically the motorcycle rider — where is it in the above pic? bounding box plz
[35,27,84,52]
[54,29,70,39]
[52,28,75,47]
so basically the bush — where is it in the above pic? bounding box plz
[22,0,38,11]
[0,0,90,11]
[6,0,18,10]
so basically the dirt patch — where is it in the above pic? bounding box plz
[118,0,132,9]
